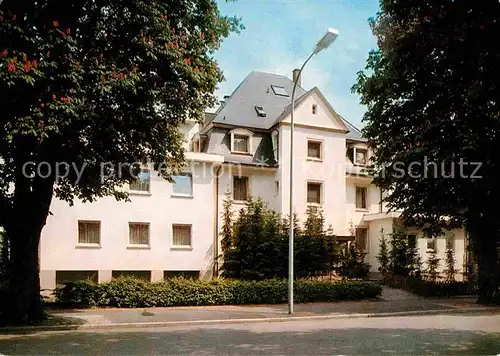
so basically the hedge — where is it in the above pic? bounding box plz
[384,274,477,297]
[54,277,382,308]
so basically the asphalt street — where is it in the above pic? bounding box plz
[1,314,500,355]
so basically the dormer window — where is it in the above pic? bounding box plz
[355,148,367,166]
[254,106,266,117]
[193,139,200,152]
[230,128,253,154]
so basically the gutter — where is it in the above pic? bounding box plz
[213,164,222,277]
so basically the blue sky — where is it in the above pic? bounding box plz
[213,0,380,129]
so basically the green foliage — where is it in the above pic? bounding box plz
[0,0,242,322]
[385,275,477,298]
[352,0,500,303]
[376,228,390,276]
[340,243,370,279]
[389,221,411,276]
[444,248,458,283]
[219,196,354,280]
[424,241,441,282]
[54,277,382,308]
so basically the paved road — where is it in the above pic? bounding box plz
[1,314,500,355]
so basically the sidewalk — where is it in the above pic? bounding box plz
[1,287,499,333]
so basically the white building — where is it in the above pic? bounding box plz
[39,71,468,291]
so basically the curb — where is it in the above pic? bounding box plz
[1,307,499,334]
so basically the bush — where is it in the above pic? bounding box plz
[383,274,477,297]
[54,277,382,308]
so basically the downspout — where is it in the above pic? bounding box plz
[213,164,222,278]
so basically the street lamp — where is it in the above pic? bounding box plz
[288,28,339,315]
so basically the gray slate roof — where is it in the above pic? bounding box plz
[204,70,366,140]
[207,71,307,130]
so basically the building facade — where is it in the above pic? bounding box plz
[39,71,467,291]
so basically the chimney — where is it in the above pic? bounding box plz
[292,69,301,87]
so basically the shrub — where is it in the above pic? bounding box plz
[383,274,477,297]
[55,277,382,308]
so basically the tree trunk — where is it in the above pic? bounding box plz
[467,217,500,305]
[2,173,54,324]
[4,225,44,324]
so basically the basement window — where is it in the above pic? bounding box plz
[271,85,289,97]
[254,106,266,117]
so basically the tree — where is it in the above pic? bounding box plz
[424,240,440,283]
[389,221,409,276]
[0,0,242,323]
[352,0,500,304]
[376,228,389,276]
[444,247,458,283]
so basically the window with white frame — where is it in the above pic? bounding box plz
[354,148,368,166]
[272,131,279,161]
[307,182,322,204]
[427,238,436,250]
[78,221,100,245]
[130,167,150,192]
[312,104,318,114]
[193,139,200,152]
[232,135,249,153]
[233,176,249,201]
[172,173,193,196]
[355,186,368,209]
[355,227,368,252]
[172,224,192,247]
[129,223,150,245]
[307,140,322,160]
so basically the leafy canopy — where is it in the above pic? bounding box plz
[0,0,242,214]
[352,0,500,234]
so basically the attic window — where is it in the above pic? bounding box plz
[254,106,266,117]
[271,85,289,97]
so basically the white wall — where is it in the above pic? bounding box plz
[278,124,347,235]
[40,161,218,289]
[346,177,380,230]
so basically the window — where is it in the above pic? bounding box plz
[272,132,279,161]
[130,168,150,192]
[355,187,367,209]
[312,104,317,114]
[129,223,149,245]
[193,140,200,152]
[270,85,289,97]
[172,173,193,196]
[56,271,98,288]
[112,271,151,281]
[78,221,100,245]
[355,228,368,252]
[355,148,368,166]
[446,235,454,250]
[274,181,279,196]
[307,182,322,204]
[172,224,192,247]
[427,238,436,250]
[233,135,249,153]
[307,140,322,160]
[164,271,199,279]
[254,106,266,117]
[233,176,249,201]
[408,234,417,248]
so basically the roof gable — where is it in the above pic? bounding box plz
[275,87,349,133]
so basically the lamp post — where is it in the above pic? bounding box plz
[288,28,339,315]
